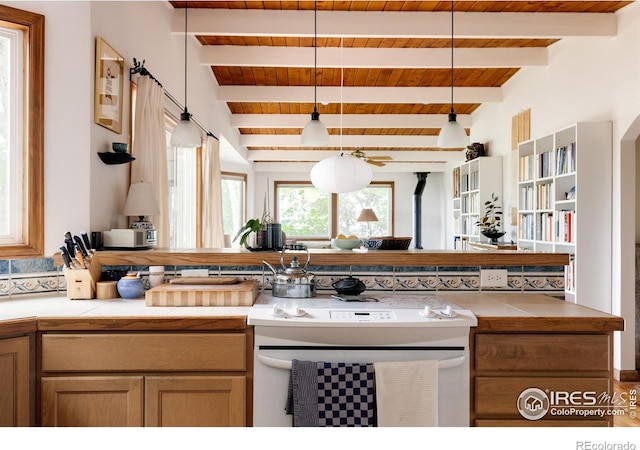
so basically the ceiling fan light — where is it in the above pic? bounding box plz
[437,112,469,148]
[170,110,201,148]
[301,111,330,147]
[310,154,372,194]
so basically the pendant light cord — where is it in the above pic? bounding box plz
[450,0,454,114]
[184,6,188,110]
[313,0,318,113]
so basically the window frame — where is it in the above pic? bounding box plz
[0,5,44,258]
[274,181,394,240]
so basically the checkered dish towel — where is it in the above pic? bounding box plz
[286,359,376,427]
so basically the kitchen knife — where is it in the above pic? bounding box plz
[81,231,92,252]
[74,244,87,269]
[59,246,71,269]
[64,232,75,258]
[74,235,89,258]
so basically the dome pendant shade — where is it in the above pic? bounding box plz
[310,154,372,194]
[171,110,201,148]
[437,112,469,148]
[301,110,330,147]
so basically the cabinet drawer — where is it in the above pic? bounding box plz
[475,376,611,417]
[475,334,610,372]
[42,333,246,372]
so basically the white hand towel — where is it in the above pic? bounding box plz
[374,360,438,427]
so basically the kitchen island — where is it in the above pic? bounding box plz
[0,290,624,427]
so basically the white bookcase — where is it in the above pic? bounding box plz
[452,156,503,248]
[517,122,612,309]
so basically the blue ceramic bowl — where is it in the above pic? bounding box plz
[117,276,144,299]
[361,239,382,250]
[112,142,128,153]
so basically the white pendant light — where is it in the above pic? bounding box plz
[437,0,469,149]
[310,153,372,194]
[301,0,330,147]
[170,6,201,148]
[310,38,371,194]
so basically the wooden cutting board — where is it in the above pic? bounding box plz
[145,280,259,307]
[169,276,239,285]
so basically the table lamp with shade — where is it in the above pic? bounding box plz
[124,181,160,246]
[357,208,378,238]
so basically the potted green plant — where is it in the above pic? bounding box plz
[233,218,262,249]
[475,193,505,243]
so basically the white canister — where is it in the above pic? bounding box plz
[148,266,165,288]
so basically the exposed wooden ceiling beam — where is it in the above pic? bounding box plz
[176,10,617,39]
[240,134,458,148]
[247,149,466,162]
[216,86,502,103]
[200,46,548,69]
[252,161,451,173]
[230,114,472,129]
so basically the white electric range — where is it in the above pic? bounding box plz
[247,293,477,427]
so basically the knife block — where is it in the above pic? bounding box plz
[63,258,101,299]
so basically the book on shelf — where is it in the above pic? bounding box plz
[518,213,534,240]
[452,167,461,198]
[536,183,552,210]
[565,258,576,293]
[555,210,575,243]
[519,185,534,210]
[537,151,552,178]
[519,154,534,181]
[470,171,479,190]
[556,143,576,175]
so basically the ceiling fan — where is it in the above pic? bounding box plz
[350,149,393,167]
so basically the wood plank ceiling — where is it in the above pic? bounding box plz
[168,1,632,171]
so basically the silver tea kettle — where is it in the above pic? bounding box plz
[263,245,316,298]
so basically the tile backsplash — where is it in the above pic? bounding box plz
[0,257,566,298]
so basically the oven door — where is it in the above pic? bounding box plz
[253,345,469,427]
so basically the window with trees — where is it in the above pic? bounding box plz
[221,172,246,247]
[275,182,393,240]
[0,5,44,258]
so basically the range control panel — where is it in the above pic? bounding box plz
[329,310,397,321]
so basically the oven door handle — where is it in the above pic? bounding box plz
[256,354,466,370]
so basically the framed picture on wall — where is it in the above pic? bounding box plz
[94,37,124,134]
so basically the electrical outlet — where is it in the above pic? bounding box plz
[480,269,508,287]
[181,269,209,277]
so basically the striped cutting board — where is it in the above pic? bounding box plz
[145,280,259,307]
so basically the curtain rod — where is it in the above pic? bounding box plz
[130,58,218,140]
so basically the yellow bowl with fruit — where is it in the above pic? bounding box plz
[331,234,362,250]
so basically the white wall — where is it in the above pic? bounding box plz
[252,170,446,249]
[470,2,640,374]
[5,1,242,255]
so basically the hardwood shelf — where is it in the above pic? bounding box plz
[53,248,569,268]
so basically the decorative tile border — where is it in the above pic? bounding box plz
[0,259,567,298]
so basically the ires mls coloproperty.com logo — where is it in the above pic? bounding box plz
[517,387,637,420]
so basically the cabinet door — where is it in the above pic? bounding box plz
[145,376,245,427]
[41,376,143,426]
[0,336,30,426]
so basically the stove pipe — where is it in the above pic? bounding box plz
[413,172,429,249]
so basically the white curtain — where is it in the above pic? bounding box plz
[202,135,225,247]
[130,75,169,247]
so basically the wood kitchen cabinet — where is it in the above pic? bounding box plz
[0,335,31,426]
[40,331,250,427]
[471,330,615,426]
